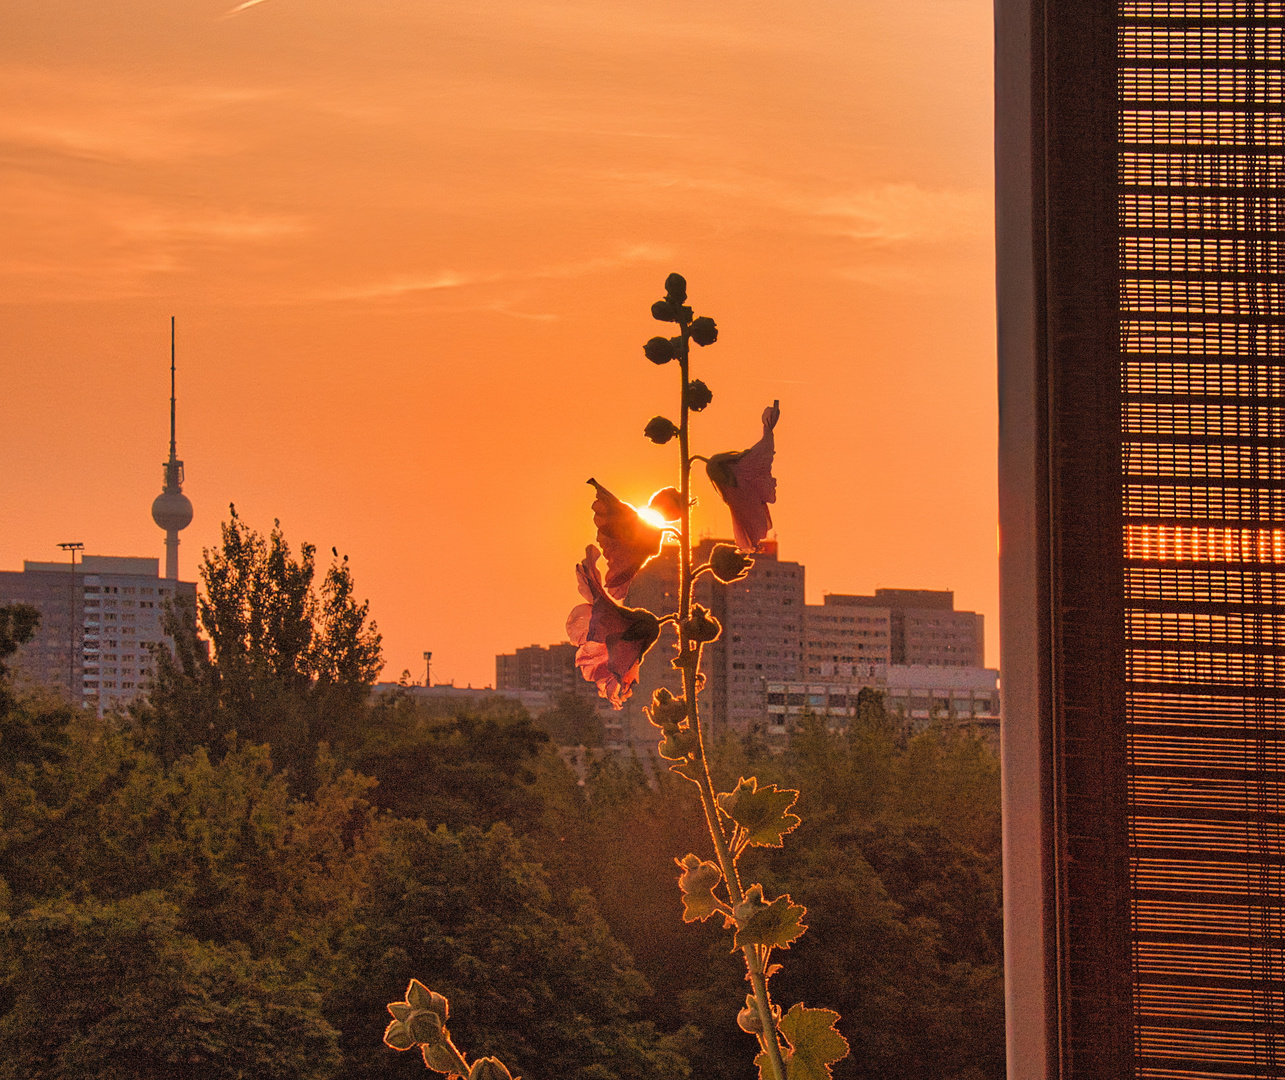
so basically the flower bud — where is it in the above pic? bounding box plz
[665,272,688,303]
[644,336,675,364]
[682,604,721,643]
[648,487,685,521]
[689,316,718,347]
[647,687,689,728]
[709,543,753,584]
[733,884,770,925]
[644,416,680,444]
[658,725,700,761]
[737,996,764,1034]
[651,299,678,322]
[685,379,713,412]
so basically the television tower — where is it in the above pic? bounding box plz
[150,317,194,580]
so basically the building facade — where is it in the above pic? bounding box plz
[806,588,983,672]
[0,556,196,714]
[999,0,1285,1074]
[766,664,1000,750]
[495,643,586,696]
[573,539,809,737]
[804,597,892,675]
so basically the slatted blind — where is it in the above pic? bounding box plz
[1121,2,1285,1074]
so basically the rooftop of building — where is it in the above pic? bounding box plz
[822,588,957,610]
[20,556,161,577]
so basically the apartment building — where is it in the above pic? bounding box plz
[0,555,195,714]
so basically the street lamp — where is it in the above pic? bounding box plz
[57,542,84,700]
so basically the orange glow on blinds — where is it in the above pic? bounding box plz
[1124,524,1285,564]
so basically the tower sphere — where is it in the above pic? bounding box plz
[152,489,193,532]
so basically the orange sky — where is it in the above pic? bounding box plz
[1,0,995,689]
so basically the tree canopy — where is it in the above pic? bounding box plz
[0,527,1004,1080]
[137,507,383,785]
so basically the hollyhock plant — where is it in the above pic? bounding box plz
[565,544,660,708]
[588,478,665,599]
[705,400,780,552]
[386,277,846,1080]
[648,486,685,522]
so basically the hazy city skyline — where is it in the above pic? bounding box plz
[1,0,995,689]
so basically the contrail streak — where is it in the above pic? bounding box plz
[222,0,270,17]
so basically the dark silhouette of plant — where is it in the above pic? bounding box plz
[386,276,848,1080]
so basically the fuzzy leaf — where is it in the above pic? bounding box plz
[778,1005,849,1080]
[387,1001,414,1022]
[384,1019,417,1051]
[405,979,433,1011]
[422,1042,460,1074]
[408,1010,445,1046]
[718,777,801,848]
[405,979,449,1020]
[470,1057,515,1080]
[668,758,705,784]
[734,885,807,951]
[675,853,723,922]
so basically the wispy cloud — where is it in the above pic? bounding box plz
[813,184,990,244]
[116,210,308,243]
[595,166,988,245]
[0,69,279,165]
[324,243,672,303]
[326,270,497,302]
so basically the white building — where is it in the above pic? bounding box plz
[804,598,892,675]
[0,555,196,715]
[765,663,1000,751]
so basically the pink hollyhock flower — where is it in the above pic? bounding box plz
[588,478,665,600]
[705,400,780,552]
[566,545,661,708]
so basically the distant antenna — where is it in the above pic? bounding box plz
[151,317,194,580]
[170,316,177,461]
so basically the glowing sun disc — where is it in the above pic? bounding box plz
[636,505,671,530]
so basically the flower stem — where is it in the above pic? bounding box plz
[676,324,788,1080]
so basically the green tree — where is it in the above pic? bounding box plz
[0,893,341,1080]
[138,507,383,784]
[336,820,694,1080]
[0,604,39,684]
[536,692,604,747]
[556,705,1005,1080]
[0,603,70,776]
[352,693,551,831]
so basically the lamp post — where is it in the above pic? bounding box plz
[57,542,84,700]
[423,651,432,688]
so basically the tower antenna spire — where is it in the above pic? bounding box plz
[170,315,177,461]
[152,316,193,580]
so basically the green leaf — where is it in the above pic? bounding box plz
[387,1001,414,1022]
[407,1010,445,1046]
[406,979,433,1011]
[778,1004,849,1080]
[404,979,449,1020]
[668,758,705,784]
[422,1041,461,1074]
[383,1019,416,1051]
[754,1048,777,1080]
[718,777,801,848]
[734,884,807,951]
[469,1057,515,1080]
[675,853,723,922]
